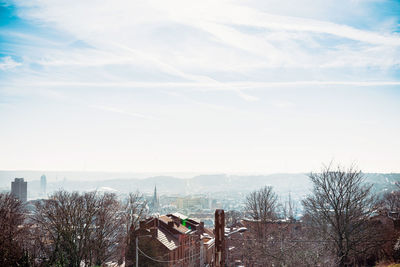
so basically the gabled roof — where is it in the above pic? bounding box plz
[157,228,179,250]
[172,212,188,220]
[159,215,191,234]
[203,227,214,237]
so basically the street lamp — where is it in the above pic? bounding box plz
[225,227,247,267]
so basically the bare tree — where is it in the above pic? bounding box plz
[379,188,400,261]
[242,220,335,267]
[32,190,126,266]
[123,191,148,235]
[242,186,279,266]
[245,186,277,222]
[380,190,400,213]
[302,164,378,267]
[91,193,125,266]
[33,191,98,266]
[0,193,29,266]
[123,192,148,267]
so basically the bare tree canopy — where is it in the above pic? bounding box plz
[245,185,277,221]
[0,193,29,266]
[124,191,148,267]
[302,164,378,267]
[225,210,242,227]
[379,190,400,213]
[241,186,335,266]
[91,192,125,265]
[243,186,279,266]
[123,191,148,233]
[33,190,124,267]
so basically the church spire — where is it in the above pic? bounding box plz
[152,185,159,212]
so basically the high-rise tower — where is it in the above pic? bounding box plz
[11,178,27,202]
[40,174,47,196]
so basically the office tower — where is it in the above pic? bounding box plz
[11,178,27,202]
[40,174,47,196]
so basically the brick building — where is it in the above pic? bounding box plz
[128,213,214,267]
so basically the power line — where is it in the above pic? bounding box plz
[154,239,205,259]
[137,246,203,263]
[228,238,398,243]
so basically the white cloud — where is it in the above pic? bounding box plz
[0,56,21,70]
[235,90,259,101]
[1,0,398,173]
[88,105,156,120]
[8,80,400,90]
[12,0,400,75]
[272,100,295,109]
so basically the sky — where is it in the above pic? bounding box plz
[0,0,400,174]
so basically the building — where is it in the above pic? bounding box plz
[201,227,215,267]
[40,174,47,196]
[11,178,27,202]
[175,196,211,211]
[128,212,214,267]
[151,185,160,213]
[359,210,400,265]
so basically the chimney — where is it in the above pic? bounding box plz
[139,220,146,229]
[150,227,158,238]
[215,209,225,267]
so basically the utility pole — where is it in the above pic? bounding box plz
[215,209,225,267]
[136,236,138,267]
[135,234,152,267]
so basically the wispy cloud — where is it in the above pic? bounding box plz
[1,0,400,172]
[0,56,21,70]
[88,105,156,120]
[5,80,400,89]
[8,0,400,76]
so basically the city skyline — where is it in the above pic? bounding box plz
[1,1,400,173]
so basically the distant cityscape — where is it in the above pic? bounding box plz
[2,0,400,266]
[3,170,400,266]
[4,171,400,230]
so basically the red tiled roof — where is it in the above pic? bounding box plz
[204,227,214,237]
[157,228,179,250]
[159,215,190,234]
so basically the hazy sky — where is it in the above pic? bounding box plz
[1,0,400,173]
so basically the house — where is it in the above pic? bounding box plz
[128,213,214,267]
